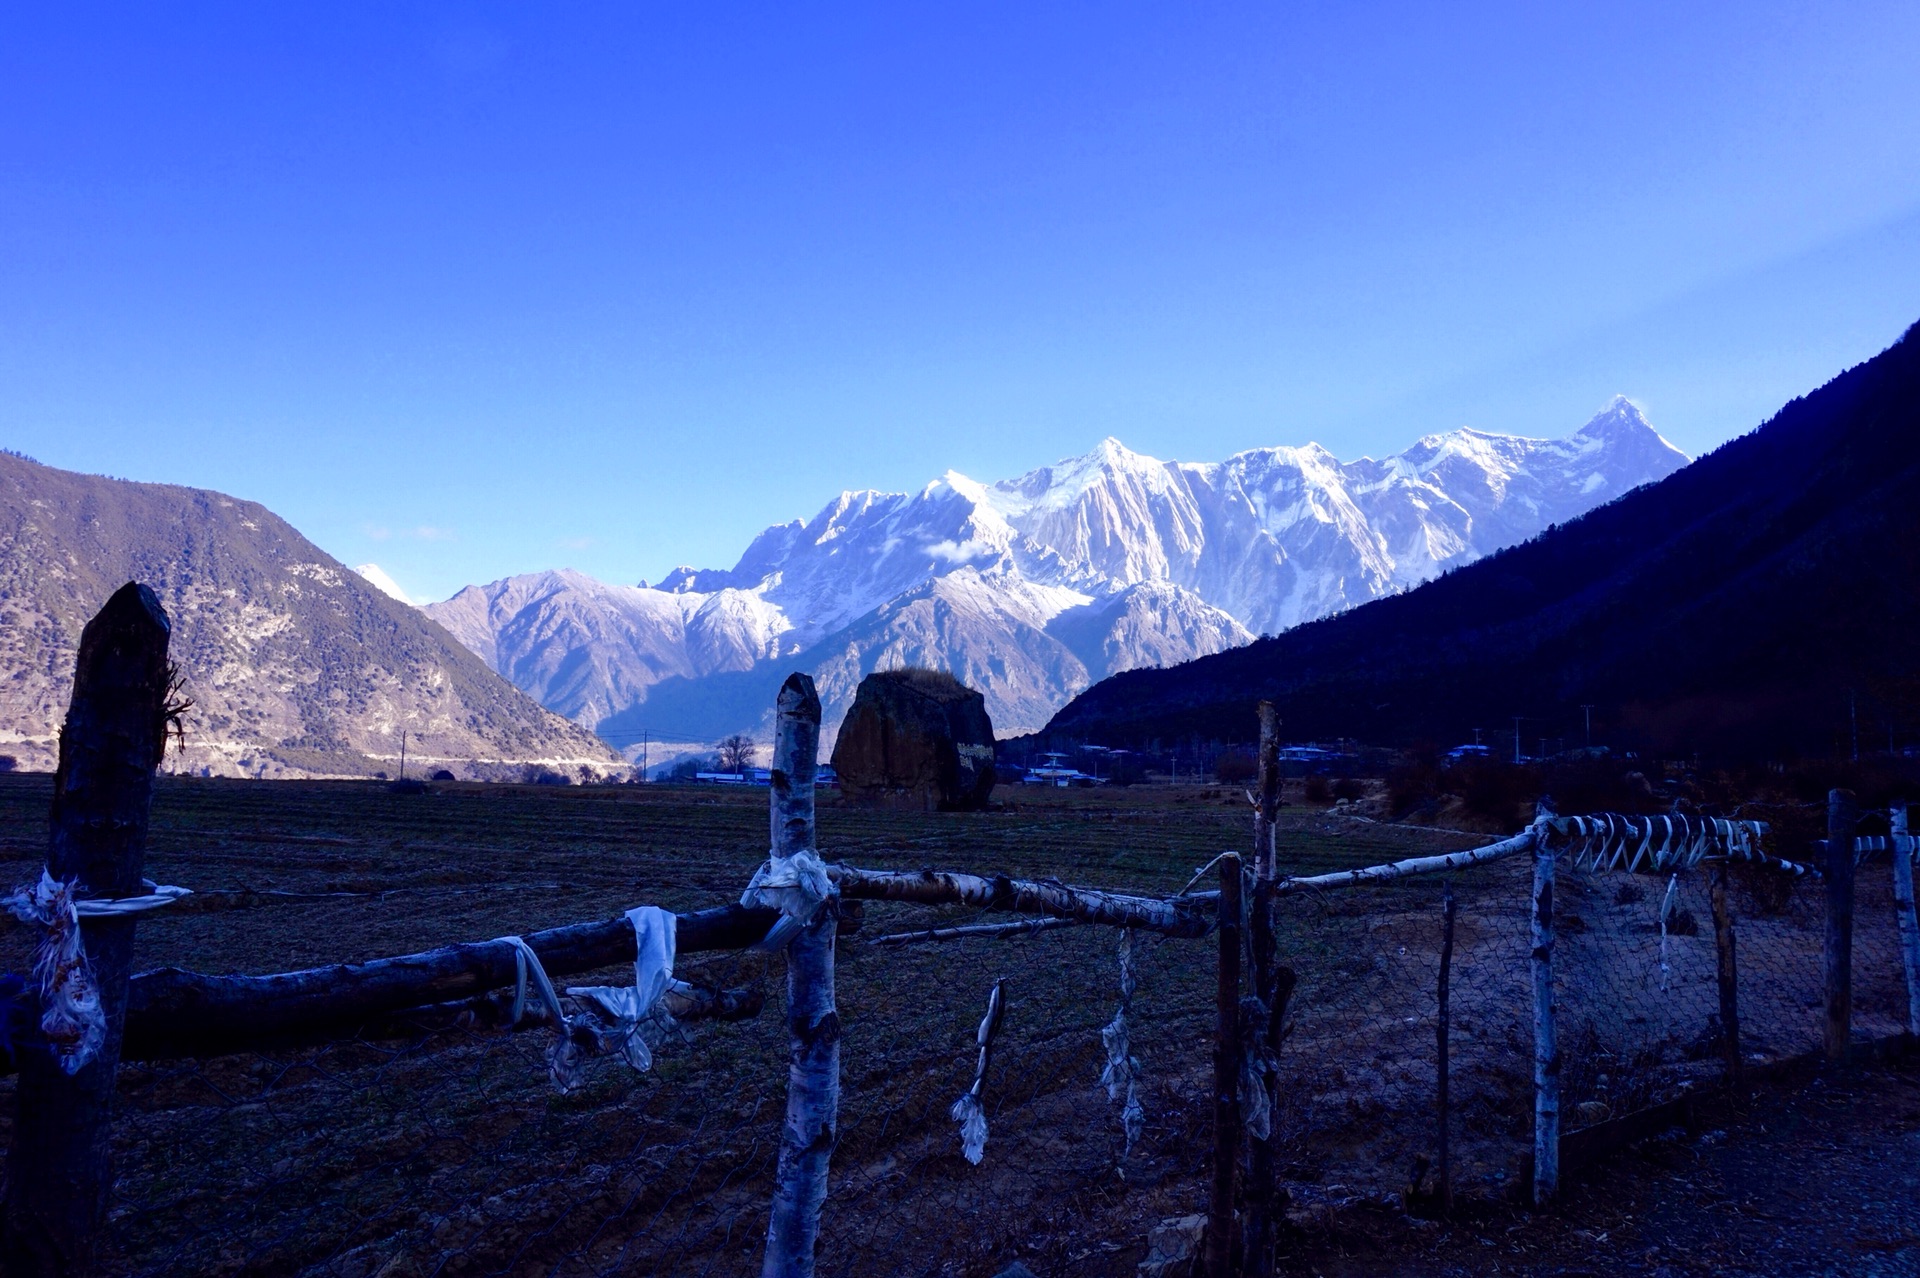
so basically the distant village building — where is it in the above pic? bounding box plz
[831,668,996,810]
[1022,752,1097,787]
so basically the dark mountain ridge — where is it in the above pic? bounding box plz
[1037,321,1920,760]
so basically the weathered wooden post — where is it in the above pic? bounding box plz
[1891,802,1920,1037]
[1825,788,1858,1064]
[1204,852,1243,1278]
[1530,818,1558,1205]
[1244,702,1285,1275]
[1436,882,1457,1216]
[1253,701,1281,879]
[4,583,173,1277]
[762,674,839,1278]
[1707,855,1742,1077]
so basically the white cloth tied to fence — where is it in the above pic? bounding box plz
[497,935,586,1092]
[567,905,682,1072]
[1550,814,1776,874]
[1853,833,1920,865]
[3,872,189,1075]
[949,977,1006,1165]
[70,882,193,916]
[1658,873,1680,993]
[1236,995,1279,1141]
[1098,928,1145,1155]
[3,871,105,1074]
[741,846,835,950]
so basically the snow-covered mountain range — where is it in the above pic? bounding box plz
[425,398,1688,754]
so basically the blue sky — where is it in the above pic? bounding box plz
[3,2,1918,602]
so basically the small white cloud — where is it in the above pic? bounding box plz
[925,538,987,563]
[557,535,597,551]
[413,526,456,542]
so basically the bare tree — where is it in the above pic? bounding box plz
[717,733,758,773]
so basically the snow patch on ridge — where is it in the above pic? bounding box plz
[353,564,415,605]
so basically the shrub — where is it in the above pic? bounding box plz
[1215,750,1256,784]
[1386,760,1440,817]
[1303,774,1332,804]
[664,756,711,781]
[1455,760,1536,826]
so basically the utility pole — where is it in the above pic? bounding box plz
[640,729,650,782]
[1851,689,1860,763]
[399,730,407,781]
[1472,727,1482,747]
[1581,705,1594,750]
[1512,717,1523,765]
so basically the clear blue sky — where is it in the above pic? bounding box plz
[4,3,1918,602]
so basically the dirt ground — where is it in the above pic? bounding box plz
[1289,1053,1920,1278]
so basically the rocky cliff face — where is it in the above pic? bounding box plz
[428,400,1687,752]
[0,452,622,778]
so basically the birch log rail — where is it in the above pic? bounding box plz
[1271,827,1542,894]
[97,903,782,1062]
[864,916,1083,946]
[828,864,1211,935]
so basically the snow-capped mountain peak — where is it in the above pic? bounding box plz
[427,404,1691,751]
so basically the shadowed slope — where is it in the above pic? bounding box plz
[1038,321,1920,759]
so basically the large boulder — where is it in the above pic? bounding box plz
[831,669,996,810]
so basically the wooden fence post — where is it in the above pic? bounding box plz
[1436,883,1457,1216]
[1708,859,1741,1078]
[1891,802,1920,1038]
[762,674,838,1278]
[1204,853,1243,1278]
[1825,788,1858,1064]
[4,583,173,1277]
[1254,701,1281,879]
[1244,702,1285,1275]
[1530,823,1558,1206]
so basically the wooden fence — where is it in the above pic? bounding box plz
[5,584,1919,1276]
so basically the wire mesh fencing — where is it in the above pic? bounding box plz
[72,910,1225,1278]
[1259,835,1920,1214]
[1267,859,1533,1205]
